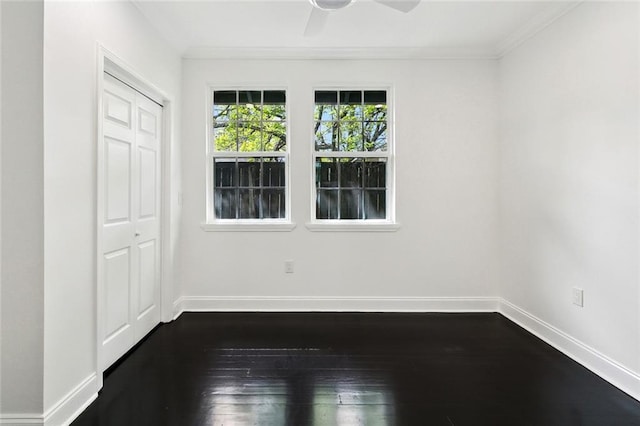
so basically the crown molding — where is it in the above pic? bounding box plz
[182,46,499,60]
[496,1,583,58]
[181,2,585,61]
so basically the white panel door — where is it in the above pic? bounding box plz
[101,73,162,368]
[132,92,162,342]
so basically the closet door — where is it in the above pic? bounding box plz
[101,73,162,368]
[132,89,162,342]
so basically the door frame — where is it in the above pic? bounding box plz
[95,45,175,389]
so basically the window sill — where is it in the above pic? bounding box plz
[201,221,297,232]
[305,221,400,232]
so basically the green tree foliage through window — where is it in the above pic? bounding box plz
[213,90,286,152]
[314,90,387,152]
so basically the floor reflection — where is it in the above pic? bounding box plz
[207,378,288,425]
[313,378,395,426]
[205,347,394,426]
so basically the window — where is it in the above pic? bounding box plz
[312,89,393,222]
[208,89,289,224]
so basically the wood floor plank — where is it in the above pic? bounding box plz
[71,313,640,425]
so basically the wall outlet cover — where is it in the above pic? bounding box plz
[572,287,584,307]
[285,260,294,274]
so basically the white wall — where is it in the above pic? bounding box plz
[499,0,639,375]
[180,59,500,307]
[43,0,181,417]
[0,0,45,416]
[4,0,637,421]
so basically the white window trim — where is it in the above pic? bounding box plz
[306,86,399,232]
[201,221,296,232]
[204,86,294,231]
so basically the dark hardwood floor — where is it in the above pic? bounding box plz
[72,313,640,425]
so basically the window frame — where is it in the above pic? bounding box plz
[204,86,295,231]
[307,86,399,232]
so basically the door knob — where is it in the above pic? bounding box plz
[135,232,140,237]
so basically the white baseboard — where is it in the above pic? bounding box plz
[0,415,43,426]
[174,295,500,314]
[0,374,97,426]
[499,298,640,401]
[43,373,98,426]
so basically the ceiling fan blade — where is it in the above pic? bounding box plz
[373,0,420,13]
[304,7,330,37]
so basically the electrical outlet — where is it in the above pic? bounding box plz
[572,287,584,307]
[284,260,294,274]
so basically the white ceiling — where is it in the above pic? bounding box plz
[132,0,579,58]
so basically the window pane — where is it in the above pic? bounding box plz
[314,104,338,121]
[339,122,363,151]
[316,158,338,188]
[238,125,261,152]
[315,121,337,151]
[339,104,363,121]
[214,125,237,151]
[239,90,261,104]
[363,103,387,122]
[238,158,261,187]
[364,90,386,104]
[364,190,386,219]
[340,189,363,219]
[364,122,387,151]
[314,91,338,121]
[340,90,362,104]
[263,105,286,121]
[364,160,386,188]
[238,91,261,122]
[213,103,235,123]
[317,189,339,219]
[214,157,286,220]
[214,188,237,219]
[262,188,286,219]
[263,121,286,151]
[263,158,285,187]
[339,91,362,121]
[215,90,237,104]
[214,90,287,152]
[264,90,286,104]
[340,159,363,188]
[238,189,260,219]
[214,159,236,187]
[214,91,237,123]
[364,91,387,121]
[315,91,337,104]
[264,90,286,121]
[238,104,261,123]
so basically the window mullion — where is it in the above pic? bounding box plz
[258,157,264,219]
[214,151,286,158]
[337,158,342,220]
[311,151,383,158]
